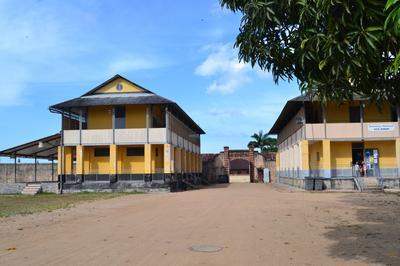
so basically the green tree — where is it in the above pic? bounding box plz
[248,131,277,152]
[220,0,400,105]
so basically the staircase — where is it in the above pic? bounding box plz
[21,183,42,195]
[361,177,382,192]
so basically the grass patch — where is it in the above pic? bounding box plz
[0,192,140,217]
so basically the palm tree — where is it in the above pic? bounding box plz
[248,130,277,153]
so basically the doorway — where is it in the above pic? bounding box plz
[352,142,380,177]
[352,142,364,165]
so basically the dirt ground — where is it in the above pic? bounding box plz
[0,183,399,266]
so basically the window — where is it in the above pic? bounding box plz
[127,147,144,156]
[94,148,109,157]
[115,106,126,129]
[316,152,320,162]
[349,106,361,123]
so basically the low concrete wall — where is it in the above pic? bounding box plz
[0,182,59,194]
[62,181,169,193]
[380,178,400,189]
[41,182,59,193]
[279,176,306,189]
[0,163,57,183]
[329,179,355,190]
[0,183,25,194]
[279,176,356,191]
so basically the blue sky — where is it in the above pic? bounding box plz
[0,0,299,156]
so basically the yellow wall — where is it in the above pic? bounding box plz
[181,149,186,172]
[118,146,145,174]
[329,141,395,169]
[110,144,117,175]
[83,146,90,174]
[300,141,309,170]
[76,146,84,175]
[96,78,144,94]
[86,104,165,129]
[325,101,393,123]
[163,144,173,174]
[83,146,110,174]
[57,146,74,175]
[309,141,322,170]
[396,139,400,170]
[66,143,196,175]
[126,105,146,128]
[276,152,280,171]
[186,150,191,172]
[326,102,352,123]
[330,142,352,169]
[144,144,152,174]
[365,141,396,168]
[364,104,391,122]
[87,106,112,129]
[174,147,181,173]
[325,102,362,123]
[151,144,164,172]
[57,147,62,175]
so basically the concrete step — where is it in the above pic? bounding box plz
[356,177,383,192]
[21,184,42,195]
[362,188,383,192]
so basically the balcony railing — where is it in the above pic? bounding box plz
[63,128,167,145]
[62,128,201,154]
[305,122,399,140]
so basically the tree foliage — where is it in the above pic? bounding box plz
[221,0,400,105]
[248,130,277,152]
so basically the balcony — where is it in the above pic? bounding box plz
[63,128,168,145]
[305,122,399,140]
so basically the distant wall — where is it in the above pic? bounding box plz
[0,163,57,183]
[202,150,276,183]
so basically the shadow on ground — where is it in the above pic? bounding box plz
[324,193,400,265]
[202,183,230,189]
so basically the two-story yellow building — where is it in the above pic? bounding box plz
[270,95,400,190]
[50,75,205,191]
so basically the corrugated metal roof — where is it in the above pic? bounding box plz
[50,94,173,109]
[49,75,205,134]
[0,134,60,159]
[268,96,304,135]
[268,94,369,134]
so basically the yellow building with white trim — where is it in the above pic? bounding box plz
[50,75,204,191]
[270,95,400,189]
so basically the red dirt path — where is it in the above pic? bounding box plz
[1,183,399,265]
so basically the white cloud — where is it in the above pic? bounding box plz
[195,43,254,94]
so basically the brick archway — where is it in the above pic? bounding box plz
[230,159,250,175]
[223,146,255,182]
